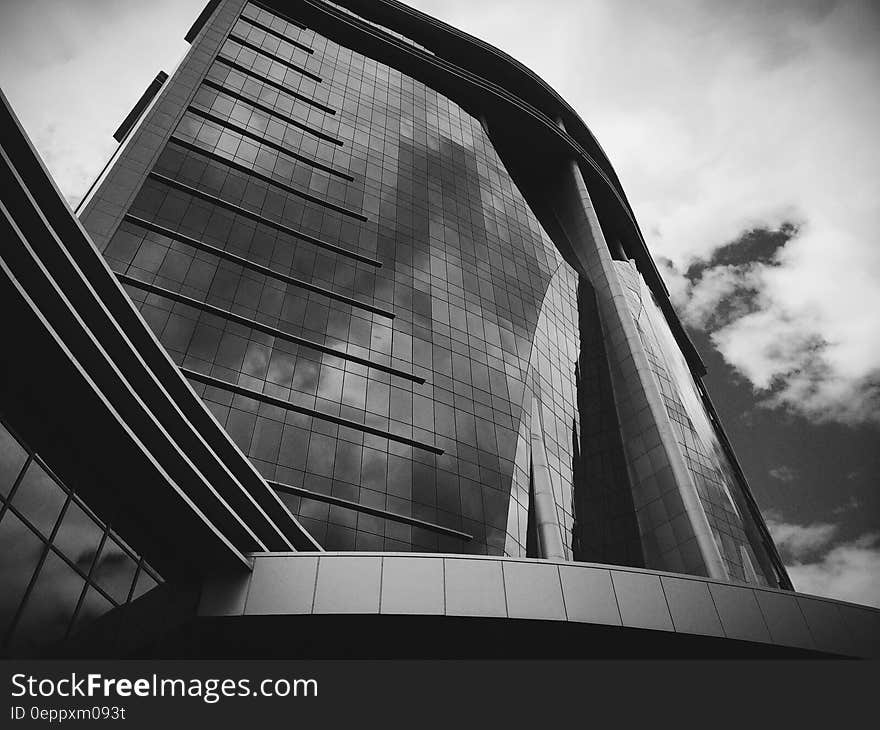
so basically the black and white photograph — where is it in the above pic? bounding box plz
[0,0,878,723]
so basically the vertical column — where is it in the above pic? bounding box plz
[529,398,566,561]
[549,122,727,580]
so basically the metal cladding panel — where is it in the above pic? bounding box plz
[661,576,724,638]
[708,583,772,644]
[502,560,566,621]
[313,555,382,614]
[754,590,815,651]
[245,555,318,614]
[380,556,445,615]
[190,553,880,658]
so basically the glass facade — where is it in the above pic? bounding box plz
[80,0,787,589]
[568,279,644,567]
[100,0,578,557]
[614,261,776,584]
[0,415,162,655]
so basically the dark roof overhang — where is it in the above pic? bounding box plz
[0,91,321,580]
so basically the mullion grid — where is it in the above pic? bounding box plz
[0,416,161,652]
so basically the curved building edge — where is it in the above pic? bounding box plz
[62,552,880,659]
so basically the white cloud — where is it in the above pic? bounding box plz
[704,228,880,425]
[622,2,880,426]
[786,532,880,609]
[0,0,202,207]
[832,495,860,514]
[769,465,798,483]
[767,517,837,559]
[767,517,880,608]
[612,1,880,427]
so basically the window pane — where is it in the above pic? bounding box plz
[10,550,84,652]
[131,569,159,601]
[11,460,66,537]
[0,421,28,497]
[92,538,138,604]
[0,510,44,636]
[70,588,114,637]
[53,500,104,575]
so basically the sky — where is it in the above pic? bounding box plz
[0,0,877,608]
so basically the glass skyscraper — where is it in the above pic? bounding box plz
[1,0,877,658]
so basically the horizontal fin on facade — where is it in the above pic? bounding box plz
[216,55,335,114]
[184,105,352,180]
[237,11,314,54]
[183,368,444,455]
[119,273,422,383]
[112,71,169,143]
[201,79,343,145]
[168,137,367,220]
[247,0,307,32]
[148,171,380,266]
[226,34,323,83]
[268,480,472,540]
[122,215,392,318]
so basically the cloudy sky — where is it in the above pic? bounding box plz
[1,0,877,607]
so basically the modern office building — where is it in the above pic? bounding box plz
[1,0,878,657]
